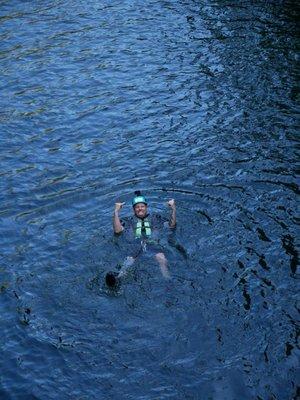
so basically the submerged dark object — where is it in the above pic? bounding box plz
[105,271,119,288]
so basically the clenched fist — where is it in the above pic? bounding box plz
[114,202,125,212]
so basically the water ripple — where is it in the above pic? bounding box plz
[0,1,299,399]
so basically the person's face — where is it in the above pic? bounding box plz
[133,203,147,219]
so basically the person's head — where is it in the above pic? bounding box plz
[132,191,148,219]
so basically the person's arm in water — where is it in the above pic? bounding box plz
[113,202,125,234]
[168,199,176,228]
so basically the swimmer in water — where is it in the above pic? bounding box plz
[106,191,176,287]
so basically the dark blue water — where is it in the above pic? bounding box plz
[0,1,299,399]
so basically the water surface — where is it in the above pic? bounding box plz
[0,1,299,399]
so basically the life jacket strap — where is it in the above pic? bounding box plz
[135,219,151,238]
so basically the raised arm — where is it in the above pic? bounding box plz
[113,202,125,234]
[168,199,176,228]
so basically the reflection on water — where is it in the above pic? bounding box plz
[0,1,299,399]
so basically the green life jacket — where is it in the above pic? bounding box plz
[135,218,152,238]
